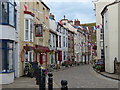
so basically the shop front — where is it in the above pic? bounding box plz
[35,45,50,68]
[20,44,35,76]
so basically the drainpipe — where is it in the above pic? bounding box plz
[101,13,105,71]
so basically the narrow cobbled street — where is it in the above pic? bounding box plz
[53,65,119,88]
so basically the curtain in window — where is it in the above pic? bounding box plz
[30,19,33,41]
[9,3,14,26]
[1,2,8,23]
[25,19,29,40]
[8,49,13,71]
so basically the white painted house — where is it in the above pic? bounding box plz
[49,18,57,65]
[101,1,120,73]
[0,0,20,84]
[56,22,68,63]
[93,0,114,60]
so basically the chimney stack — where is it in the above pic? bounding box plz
[74,19,80,26]
[49,13,55,20]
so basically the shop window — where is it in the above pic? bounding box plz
[0,40,14,73]
[25,51,33,62]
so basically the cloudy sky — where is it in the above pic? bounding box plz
[44,0,96,24]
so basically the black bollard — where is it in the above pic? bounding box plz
[36,67,40,85]
[42,69,46,90]
[38,67,42,90]
[61,80,68,90]
[48,72,53,90]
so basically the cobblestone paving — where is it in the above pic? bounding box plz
[53,65,119,88]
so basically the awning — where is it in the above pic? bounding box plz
[35,45,50,53]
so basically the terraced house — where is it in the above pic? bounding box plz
[0,0,20,84]
[19,0,50,76]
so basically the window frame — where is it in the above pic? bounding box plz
[24,18,34,42]
[35,24,43,37]
[0,40,15,73]
[0,2,16,28]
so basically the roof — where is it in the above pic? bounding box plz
[40,0,50,10]
[81,23,96,26]
[101,1,120,15]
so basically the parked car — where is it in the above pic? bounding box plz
[93,59,105,72]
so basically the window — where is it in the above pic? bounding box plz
[9,3,14,26]
[25,19,29,40]
[56,36,58,47]
[0,40,14,73]
[66,37,68,47]
[63,36,65,47]
[24,19,34,42]
[64,51,66,60]
[100,34,103,40]
[100,41,103,47]
[0,2,16,27]
[59,36,61,48]
[49,34,52,47]
[1,2,8,24]
[35,24,43,37]
[53,35,55,48]
[25,51,33,62]
[30,19,33,41]
[101,29,103,33]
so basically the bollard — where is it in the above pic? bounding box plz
[61,80,68,90]
[39,67,43,90]
[36,67,40,85]
[42,69,46,90]
[48,72,53,90]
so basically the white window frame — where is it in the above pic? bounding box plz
[28,51,33,62]
[24,14,34,42]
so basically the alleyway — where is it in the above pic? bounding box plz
[53,65,119,88]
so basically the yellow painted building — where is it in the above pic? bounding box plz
[19,0,50,76]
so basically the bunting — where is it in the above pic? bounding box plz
[31,8,49,20]
[73,24,103,31]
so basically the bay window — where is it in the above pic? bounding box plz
[9,3,14,26]
[0,2,16,27]
[24,19,33,42]
[1,2,8,24]
[0,40,14,73]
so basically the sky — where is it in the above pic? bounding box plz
[43,0,96,24]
